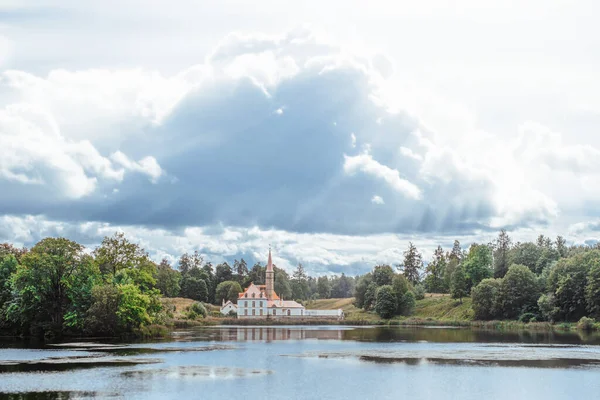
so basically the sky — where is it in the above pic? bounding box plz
[1,0,599,275]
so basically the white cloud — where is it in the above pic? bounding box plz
[399,146,422,161]
[371,195,384,205]
[110,151,163,183]
[343,152,421,200]
[1,22,599,267]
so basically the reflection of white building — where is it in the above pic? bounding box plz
[223,249,343,320]
[220,300,237,315]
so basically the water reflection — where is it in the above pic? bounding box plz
[0,392,115,400]
[180,325,600,345]
[2,326,600,400]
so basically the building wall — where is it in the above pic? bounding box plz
[220,304,237,315]
[268,307,305,317]
[304,309,343,317]
[237,299,268,318]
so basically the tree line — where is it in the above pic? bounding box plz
[160,252,356,304]
[0,233,355,338]
[353,231,600,323]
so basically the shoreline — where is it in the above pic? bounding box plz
[1,318,598,342]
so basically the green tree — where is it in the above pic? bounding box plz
[450,264,468,303]
[155,258,181,297]
[463,243,493,290]
[93,232,150,276]
[331,273,354,298]
[392,274,410,314]
[116,283,151,331]
[586,261,600,318]
[493,230,512,278]
[424,246,447,293]
[372,264,395,286]
[182,277,208,301]
[401,291,416,316]
[535,247,560,275]
[233,259,248,283]
[497,264,539,319]
[317,276,331,299]
[547,251,598,321]
[8,238,99,336]
[291,264,310,300]
[0,255,18,314]
[375,285,397,319]
[399,242,423,285]
[246,262,265,286]
[509,242,542,273]
[354,273,373,308]
[215,280,243,304]
[449,240,463,262]
[363,282,378,311]
[215,262,233,284]
[85,284,120,335]
[0,243,27,262]
[471,278,501,320]
[555,236,568,258]
[178,251,203,276]
[274,267,293,299]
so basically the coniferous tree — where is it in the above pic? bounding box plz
[493,229,512,278]
[399,242,423,285]
[425,246,447,293]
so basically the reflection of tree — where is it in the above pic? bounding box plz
[2,392,102,400]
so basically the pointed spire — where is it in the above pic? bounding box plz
[267,245,273,271]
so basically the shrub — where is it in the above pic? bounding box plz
[413,284,426,300]
[190,302,207,318]
[375,285,397,319]
[577,316,596,331]
[450,265,468,303]
[518,312,537,323]
[471,278,501,320]
[537,293,558,322]
[401,291,416,316]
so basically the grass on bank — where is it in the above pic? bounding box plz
[304,294,474,323]
[159,295,600,332]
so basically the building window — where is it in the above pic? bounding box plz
[245,293,247,298]
[273,309,276,316]
[244,309,248,316]
[252,293,255,298]
[260,309,263,316]
[252,301,255,307]
[287,310,291,316]
[245,301,248,307]
[252,309,256,316]
[259,301,262,307]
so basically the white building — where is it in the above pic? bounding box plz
[233,249,343,320]
[220,300,238,315]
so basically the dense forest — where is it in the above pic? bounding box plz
[356,231,600,325]
[2,230,600,338]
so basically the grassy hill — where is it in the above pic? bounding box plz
[305,294,474,323]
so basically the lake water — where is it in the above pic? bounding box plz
[1,326,600,399]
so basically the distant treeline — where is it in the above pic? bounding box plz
[355,232,600,325]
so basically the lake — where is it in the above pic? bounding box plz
[1,326,600,399]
